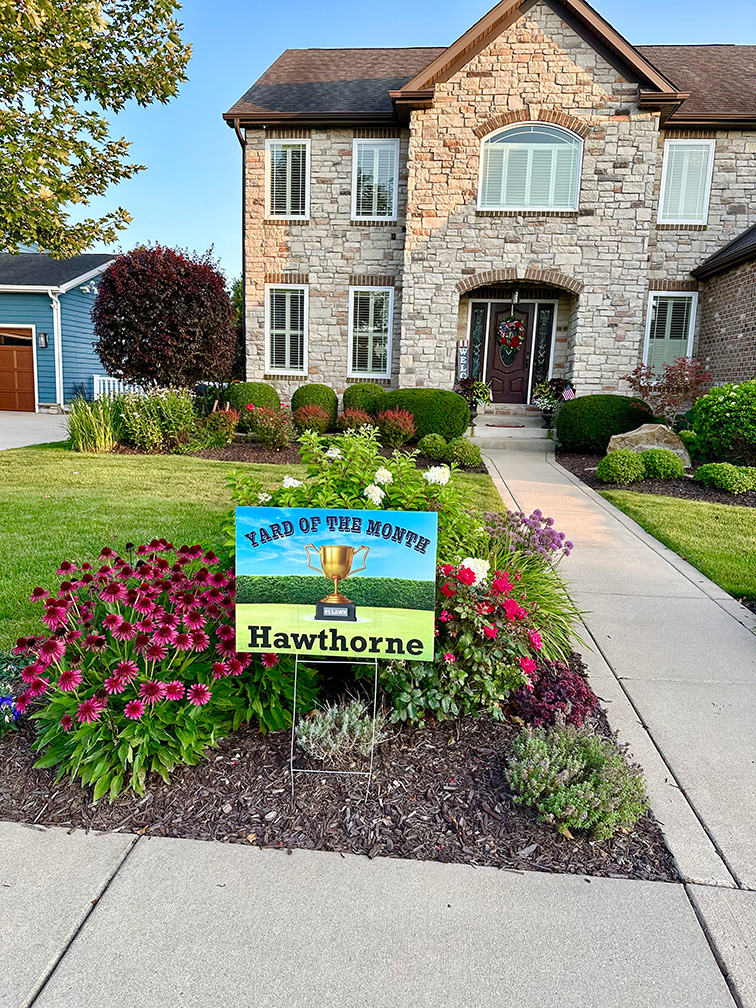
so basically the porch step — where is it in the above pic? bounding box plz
[469,413,553,451]
[478,403,542,417]
[473,412,546,431]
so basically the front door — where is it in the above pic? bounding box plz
[0,328,35,412]
[485,302,535,403]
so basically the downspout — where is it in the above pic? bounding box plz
[49,289,64,408]
[233,118,247,380]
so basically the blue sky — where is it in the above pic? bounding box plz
[80,0,756,283]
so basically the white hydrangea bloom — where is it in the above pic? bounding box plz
[374,467,393,485]
[364,484,386,505]
[422,465,451,486]
[324,447,342,459]
[282,476,303,489]
[459,557,490,585]
[258,493,272,503]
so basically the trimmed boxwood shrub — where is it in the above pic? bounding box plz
[343,382,387,416]
[690,380,756,463]
[694,462,756,494]
[236,575,435,610]
[446,436,483,468]
[555,394,656,453]
[291,384,338,430]
[596,449,646,484]
[417,433,447,460]
[382,388,470,441]
[228,381,280,431]
[640,448,685,479]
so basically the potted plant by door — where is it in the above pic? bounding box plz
[454,377,492,422]
[532,378,570,428]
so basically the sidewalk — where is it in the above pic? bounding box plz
[0,412,67,450]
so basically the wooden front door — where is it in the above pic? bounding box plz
[0,328,35,411]
[485,303,535,403]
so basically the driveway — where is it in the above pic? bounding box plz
[0,411,67,450]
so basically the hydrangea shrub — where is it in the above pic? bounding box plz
[690,380,756,463]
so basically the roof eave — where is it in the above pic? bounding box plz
[223,110,401,128]
[663,112,756,129]
[691,234,756,280]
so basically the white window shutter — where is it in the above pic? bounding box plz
[350,289,392,376]
[479,125,580,211]
[647,295,693,370]
[354,141,397,219]
[659,142,713,223]
[268,287,306,372]
[268,143,308,217]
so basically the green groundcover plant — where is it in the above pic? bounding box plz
[14,541,318,799]
[596,449,646,484]
[507,720,648,839]
[225,427,487,563]
[694,462,756,495]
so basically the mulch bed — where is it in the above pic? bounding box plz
[0,655,676,883]
[557,452,756,509]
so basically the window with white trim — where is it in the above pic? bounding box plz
[266,285,307,374]
[478,124,581,211]
[644,293,696,371]
[348,287,393,377]
[658,140,715,225]
[266,140,310,219]
[352,139,399,220]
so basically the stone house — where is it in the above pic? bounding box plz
[223,0,756,405]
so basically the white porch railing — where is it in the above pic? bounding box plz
[93,375,145,399]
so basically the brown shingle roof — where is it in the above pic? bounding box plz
[638,45,756,116]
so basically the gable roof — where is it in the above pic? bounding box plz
[0,253,114,290]
[637,45,756,120]
[691,224,756,280]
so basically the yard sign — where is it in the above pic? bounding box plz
[235,506,438,660]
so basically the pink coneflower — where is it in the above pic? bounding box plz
[42,604,69,630]
[205,587,223,602]
[139,680,166,704]
[103,613,123,631]
[56,560,77,576]
[144,642,167,663]
[234,653,252,670]
[12,637,32,655]
[135,616,155,633]
[210,571,228,587]
[187,683,211,706]
[114,660,139,681]
[193,567,210,585]
[57,580,76,594]
[159,611,179,628]
[261,653,279,669]
[30,587,48,601]
[216,624,234,639]
[215,637,236,658]
[113,621,136,642]
[220,596,234,611]
[173,632,192,652]
[212,661,229,679]
[136,544,151,556]
[152,624,177,646]
[14,691,31,714]
[173,592,197,613]
[124,699,146,720]
[227,659,243,677]
[132,632,151,654]
[57,668,83,692]
[204,603,221,619]
[21,663,44,683]
[132,595,156,615]
[61,714,75,732]
[37,637,66,666]
[186,544,204,559]
[164,680,184,701]
[114,565,134,581]
[79,572,95,585]
[99,547,116,559]
[66,629,82,643]
[100,581,127,604]
[76,698,102,724]
[82,634,107,652]
[27,676,49,698]
[203,551,219,565]
[104,674,126,695]
[186,629,208,652]
[184,611,206,631]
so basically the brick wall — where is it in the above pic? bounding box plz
[697,261,756,384]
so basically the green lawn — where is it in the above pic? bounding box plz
[601,489,756,602]
[0,446,502,647]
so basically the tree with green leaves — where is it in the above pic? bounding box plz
[0,0,190,257]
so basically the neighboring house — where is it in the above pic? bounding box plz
[223,0,756,405]
[0,253,115,412]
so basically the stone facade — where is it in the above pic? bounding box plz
[242,1,756,402]
[697,262,756,385]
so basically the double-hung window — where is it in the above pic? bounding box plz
[265,285,308,375]
[478,124,581,211]
[658,140,715,225]
[266,140,310,219]
[352,139,399,220]
[348,287,393,378]
[644,293,697,371]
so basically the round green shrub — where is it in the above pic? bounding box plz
[555,394,656,453]
[694,462,756,494]
[677,429,697,454]
[228,382,280,431]
[640,448,685,479]
[417,433,447,460]
[446,436,483,468]
[596,449,646,484]
[343,382,387,416]
[382,388,470,441]
[291,383,338,430]
[690,380,756,463]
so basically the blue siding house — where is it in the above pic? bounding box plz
[0,253,115,412]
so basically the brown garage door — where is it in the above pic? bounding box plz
[0,327,35,411]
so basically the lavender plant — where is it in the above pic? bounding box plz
[484,509,573,563]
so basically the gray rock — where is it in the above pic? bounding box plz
[608,424,691,466]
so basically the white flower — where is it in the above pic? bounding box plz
[324,447,342,459]
[374,467,393,485]
[422,465,451,486]
[282,476,303,489]
[364,484,386,505]
[258,493,272,503]
[460,557,490,586]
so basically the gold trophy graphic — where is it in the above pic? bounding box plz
[305,544,370,622]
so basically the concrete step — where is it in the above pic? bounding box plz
[474,415,547,431]
[469,426,554,451]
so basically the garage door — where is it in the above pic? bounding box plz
[0,327,35,412]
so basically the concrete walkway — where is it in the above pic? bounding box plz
[0,411,67,449]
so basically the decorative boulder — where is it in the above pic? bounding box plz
[608,424,691,467]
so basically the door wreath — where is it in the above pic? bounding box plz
[498,316,524,367]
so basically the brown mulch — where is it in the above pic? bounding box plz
[0,662,676,882]
[557,452,756,509]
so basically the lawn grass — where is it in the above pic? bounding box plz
[601,489,756,602]
[0,447,503,647]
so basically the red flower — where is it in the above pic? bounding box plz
[443,652,456,663]
[212,661,229,679]
[57,668,83,692]
[139,680,166,704]
[456,566,476,586]
[261,653,279,668]
[439,564,455,576]
[61,714,75,732]
[528,630,543,651]
[440,583,457,598]
[164,681,185,701]
[483,625,498,639]
[124,700,146,720]
[76,698,103,724]
[187,683,212,706]
[502,598,527,622]
[439,611,452,623]
[104,675,126,695]
[518,656,537,676]
[490,575,512,595]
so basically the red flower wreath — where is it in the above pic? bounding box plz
[498,317,524,349]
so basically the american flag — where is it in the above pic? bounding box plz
[562,385,576,401]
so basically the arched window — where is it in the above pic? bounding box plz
[478,123,582,211]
